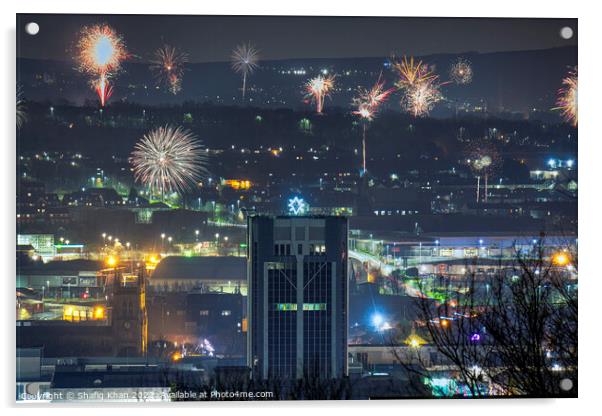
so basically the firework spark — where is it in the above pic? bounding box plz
[305,74,336,113]
[555,67,578,126]
[130,125,209,198]
[450,58,473,85]
[76,24,128,106]
[150,45,188,95]
[16,84,26,129]
[352,76,394,174]
[231,43,259,102]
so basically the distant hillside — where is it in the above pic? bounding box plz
[17,46,576,114]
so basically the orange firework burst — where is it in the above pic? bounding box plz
[150,45,188,95]
[555,67,578,126]
[393,56,445,117]
[392,56,437,89]
[305,74,336,113]
[76,24,128,106]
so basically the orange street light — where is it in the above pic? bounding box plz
[106,255,118,267]
[552,252,570,266]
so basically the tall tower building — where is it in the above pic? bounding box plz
[247,216,348,380]
[110,269,148,356]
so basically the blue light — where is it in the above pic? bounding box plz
[288,196,307,215]
[94,35,114,66]
[566,159,574,168]
[371,313,384,328]
[547,159,556,168]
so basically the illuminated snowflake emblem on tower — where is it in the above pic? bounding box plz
[288,196,307,215]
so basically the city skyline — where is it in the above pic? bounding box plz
[16,13,577,402]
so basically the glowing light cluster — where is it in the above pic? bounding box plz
[76,24,128,106]
[129,125,209,198]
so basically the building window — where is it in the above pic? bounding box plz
[274,303,298,311]
[199,310,209,316]
[221,310,231,316]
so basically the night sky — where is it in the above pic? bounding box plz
[17,14,577,63]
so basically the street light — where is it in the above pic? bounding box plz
[552,252,570,266]
[106,255,118,267]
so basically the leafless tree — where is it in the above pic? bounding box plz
[393,238,577,398]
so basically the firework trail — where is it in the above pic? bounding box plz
[16,84,26,129]
[450,58,473,85]
[352,75,394,174]
[231,43,259,102]
[75,24,128,106]
[305,74,336,113]
[150,45,188,95]
[130,125,209,199]
[465,138,501,203]
[393,56,445,117]
[555,67,578,126]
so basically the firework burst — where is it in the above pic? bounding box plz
[16,84,26,129]
[352,76,394,174]
[393,56,445,117]
[393,56,437,89]
[555,67,578,126]
[402,81,443,117]
[305,74,336,113]
[465,138,501,203]
[150,45,188,95]
[130,125,209,198]
[75,24,128,106]
[450,58,473,85]
[231,43,259,102]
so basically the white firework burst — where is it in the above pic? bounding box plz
[231,42,259,102]
[450,58,473,85]
[129,125,209,198]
